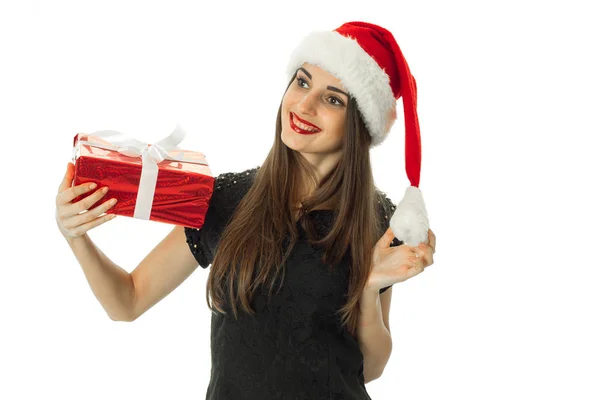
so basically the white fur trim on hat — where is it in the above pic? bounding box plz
[286,31,396,147]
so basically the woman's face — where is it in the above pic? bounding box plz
[281,63,349,165]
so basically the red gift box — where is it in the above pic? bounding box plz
[71,125,214,229]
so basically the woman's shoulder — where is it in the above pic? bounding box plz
[184,167,259,268]
[213,166,260,190]
[375,187,397,218]
[375,188,404,245]
[211,165,260,206]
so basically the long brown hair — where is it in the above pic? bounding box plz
[205,74,387,338]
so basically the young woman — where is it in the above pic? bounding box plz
[56,21,437,400]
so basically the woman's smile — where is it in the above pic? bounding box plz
[290,112,321,134]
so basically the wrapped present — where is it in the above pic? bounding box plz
[71,124,214,229]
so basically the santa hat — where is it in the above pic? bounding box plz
[286,21,430,247]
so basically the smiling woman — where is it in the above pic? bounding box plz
[181,21,431,399]
[58,20,433,400]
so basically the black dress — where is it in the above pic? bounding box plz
[184,167,403,400]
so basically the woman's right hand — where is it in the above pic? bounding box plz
[55,162,118,240]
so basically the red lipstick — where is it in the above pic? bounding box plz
[289,112,321,135]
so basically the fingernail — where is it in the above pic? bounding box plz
[89,183,97,189]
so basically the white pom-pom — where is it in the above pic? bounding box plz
[389,186,430,247]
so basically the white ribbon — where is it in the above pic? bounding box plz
[72,123,207,221]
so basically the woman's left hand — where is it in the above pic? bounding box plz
[367,228,436,292]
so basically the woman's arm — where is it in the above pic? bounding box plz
[66,233,137,322]
[358,287,393,383]
[127,225,200,322]
[67,225,200,322]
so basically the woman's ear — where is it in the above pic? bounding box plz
[383,102,398,134]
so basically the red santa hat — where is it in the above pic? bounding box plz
[286,21,430,247]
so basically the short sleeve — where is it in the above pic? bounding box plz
[184,197,220,269]
[377,190,404,295]
[184,166,260,268]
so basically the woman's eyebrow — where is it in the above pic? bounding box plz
[297,67,349,100]
[298,67,312,80]
[327,86,349,99]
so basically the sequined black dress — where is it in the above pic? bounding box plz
[184,166,403,400]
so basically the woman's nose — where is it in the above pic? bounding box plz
[297,94,317,116]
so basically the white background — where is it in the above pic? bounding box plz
[1,0,599,399]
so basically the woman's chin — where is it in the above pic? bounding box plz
[281,129,309,151]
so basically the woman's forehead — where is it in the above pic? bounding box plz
[299,62,347,90]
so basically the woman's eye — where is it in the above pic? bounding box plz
[297,77,308,88]
[329,97,343,106]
